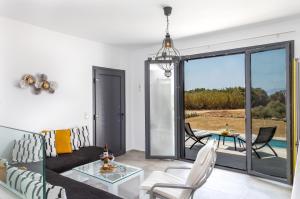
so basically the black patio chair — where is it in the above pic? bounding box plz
[185,123,212,149]
[238,127,278,159]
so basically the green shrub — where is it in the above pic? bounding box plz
[252,101,285,119]
[185,87,245,110]
[185,87,286,120]
[251,88,269,107]
[185,112,200,118]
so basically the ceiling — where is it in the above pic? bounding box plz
[1,0,300,47]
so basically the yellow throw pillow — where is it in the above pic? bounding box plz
[55,129,72,154]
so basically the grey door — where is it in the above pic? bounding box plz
[93,67,126,156]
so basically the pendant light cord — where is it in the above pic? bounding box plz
[166,16,169,34]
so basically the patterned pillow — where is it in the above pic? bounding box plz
[44,183,67,199]
[21,178,67,199]
[78,126,91,147]
[43,130,57,157]
[12,137,43,163]
[6,166,43,189]
[6,166,28,192]
[22,133,43,140]
[7,166,67,199]
[70,128,80,151]
[21,177,43,199]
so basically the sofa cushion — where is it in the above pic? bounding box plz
[46,169,121,199]
[46,154,88,173]
[46,146,104,173]
[73,146,103,162]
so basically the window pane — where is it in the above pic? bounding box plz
[184,54,246,170]
[250,48,287,179]
[149,64,175,156]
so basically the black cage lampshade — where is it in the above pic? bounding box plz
[154,6,180,77]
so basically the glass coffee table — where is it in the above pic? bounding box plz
[62,160,144,196]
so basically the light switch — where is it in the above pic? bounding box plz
[84,113,89,120]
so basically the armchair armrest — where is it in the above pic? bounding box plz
[150,183,194,192]
[164,166,192,172]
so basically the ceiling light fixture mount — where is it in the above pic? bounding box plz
[154,6,180,78]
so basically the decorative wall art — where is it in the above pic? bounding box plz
[19,74,58,94]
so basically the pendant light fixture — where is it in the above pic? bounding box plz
[155,6,180,78]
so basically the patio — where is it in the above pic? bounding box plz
[184,134,287,178]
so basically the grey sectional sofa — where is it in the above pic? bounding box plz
[45,146,122,199]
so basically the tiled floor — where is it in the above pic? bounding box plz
[114,150,292,199]
[185,139,287,178]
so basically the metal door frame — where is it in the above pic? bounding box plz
[144,59,180,159]
[245,42,294,184]
[179,41,294,184]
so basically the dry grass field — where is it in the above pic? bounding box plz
[185,109,286,138]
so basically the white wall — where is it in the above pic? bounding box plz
[129,16,300,151]
[0,17,134,151]
[1,15,300,153]
[292,145,300,198]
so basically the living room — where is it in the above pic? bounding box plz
[0,0,300,199]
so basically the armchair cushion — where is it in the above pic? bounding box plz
[186,140,215,186]
[140,171,185,199]
[140,140,216,199]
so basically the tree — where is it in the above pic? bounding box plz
[251,88,269,107]
[270,91,286,104]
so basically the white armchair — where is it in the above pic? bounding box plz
[140,140,217,199]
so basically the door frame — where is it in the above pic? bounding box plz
[92,66,126,156]
[245,42,294,184]
[144,59,180,159]
[179,41,294,184]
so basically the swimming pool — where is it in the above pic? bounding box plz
[210,134,287,148]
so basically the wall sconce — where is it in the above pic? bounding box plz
[19,74,58,94]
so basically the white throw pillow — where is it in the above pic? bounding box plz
[6,166,27,193]
[21,177,43,199]
[20,176,67,199]
[44,183,67,199]
[78,126,91,147]
[12,137,43,163]
[70,128,80,151]
[7,166,67,199]
[43,130,57,157]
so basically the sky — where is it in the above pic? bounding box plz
[184,49,286,94]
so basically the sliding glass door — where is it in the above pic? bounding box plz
[144,42,293,183]
[180,41,293,183]
[183,54,246,170]
[247,45,292,182]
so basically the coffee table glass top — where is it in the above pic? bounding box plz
[73,160,143,184]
